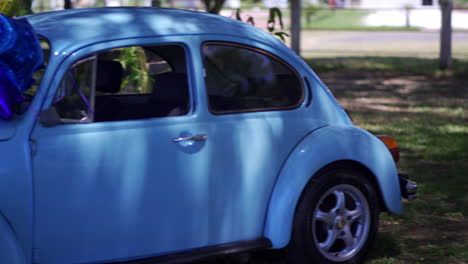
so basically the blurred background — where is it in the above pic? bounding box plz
[3,0,467,263]
[27,0,468,59]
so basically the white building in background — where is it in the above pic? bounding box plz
[356,0,439,8]
[262,0,288,8]
[305,0,438,9]
[104,0,152,6]
[225,0,240,8]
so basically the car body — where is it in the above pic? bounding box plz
[0,7,415,264]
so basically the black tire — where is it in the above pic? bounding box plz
[287,166,380,264]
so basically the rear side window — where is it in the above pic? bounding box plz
[202,43,303,114]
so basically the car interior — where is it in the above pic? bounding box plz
[53,45,190,124]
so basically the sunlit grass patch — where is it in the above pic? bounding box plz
[437,124,468,134]
[300,9,421,31]
[367,257,399,264]
[301,9,370,30]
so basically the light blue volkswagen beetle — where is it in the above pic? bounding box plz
[0,7,417,264]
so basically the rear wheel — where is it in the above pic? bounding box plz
[287,167,380,264]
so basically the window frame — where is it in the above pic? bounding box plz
[201,41,305,115]
[51,43,191,125]
[52,54,97,124]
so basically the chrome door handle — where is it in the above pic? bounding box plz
[172,134,207,142]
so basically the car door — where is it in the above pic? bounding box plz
[198,41,322,244]
[30,41,214,264]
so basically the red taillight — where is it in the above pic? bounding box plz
[377,135,400,163]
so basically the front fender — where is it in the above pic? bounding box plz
[264,125,403,248]
[0,212,26,264]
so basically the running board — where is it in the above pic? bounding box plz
[108,238,272,264]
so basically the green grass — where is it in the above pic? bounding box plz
[306,57,468,263]
[306,57,468,77]
[455,0,468,8]
[301,8,421,31]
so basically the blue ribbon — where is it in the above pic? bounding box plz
[0,68,22,120]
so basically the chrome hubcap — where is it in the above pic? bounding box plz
[312,184,370,262]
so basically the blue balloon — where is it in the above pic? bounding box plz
[0,67,22,120]
[0,14,43,120]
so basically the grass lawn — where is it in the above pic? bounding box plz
[455,0,468,8]
[307,56,468,76]
[301,8,421,31]
[308,57,468,264]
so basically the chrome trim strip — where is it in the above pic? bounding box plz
[172,134,207,142]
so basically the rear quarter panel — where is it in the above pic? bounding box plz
[264,125,403,248]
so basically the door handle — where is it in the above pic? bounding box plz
[172,134,207,142]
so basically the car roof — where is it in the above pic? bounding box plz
[25,7,289,54]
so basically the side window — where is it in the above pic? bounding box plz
[202,43,303,114]
[53,45,189,124]
[54,56,95,123]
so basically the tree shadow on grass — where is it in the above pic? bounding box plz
[197,249,287,264]
[366,232,401,263]
[305,57,468,80]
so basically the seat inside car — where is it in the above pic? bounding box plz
[148,72,189,117]
[94,60,123,122]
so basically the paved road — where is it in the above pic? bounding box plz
[299,30,468,58]
[221,9,468,59]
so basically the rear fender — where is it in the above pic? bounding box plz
[0,212,26,264]
[264,125,403,248]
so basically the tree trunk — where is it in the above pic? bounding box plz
[439,0,452,69]
[203,0,226,14]
[405,8,411,28]
[290,0,301,55]
[64,0,73,9]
